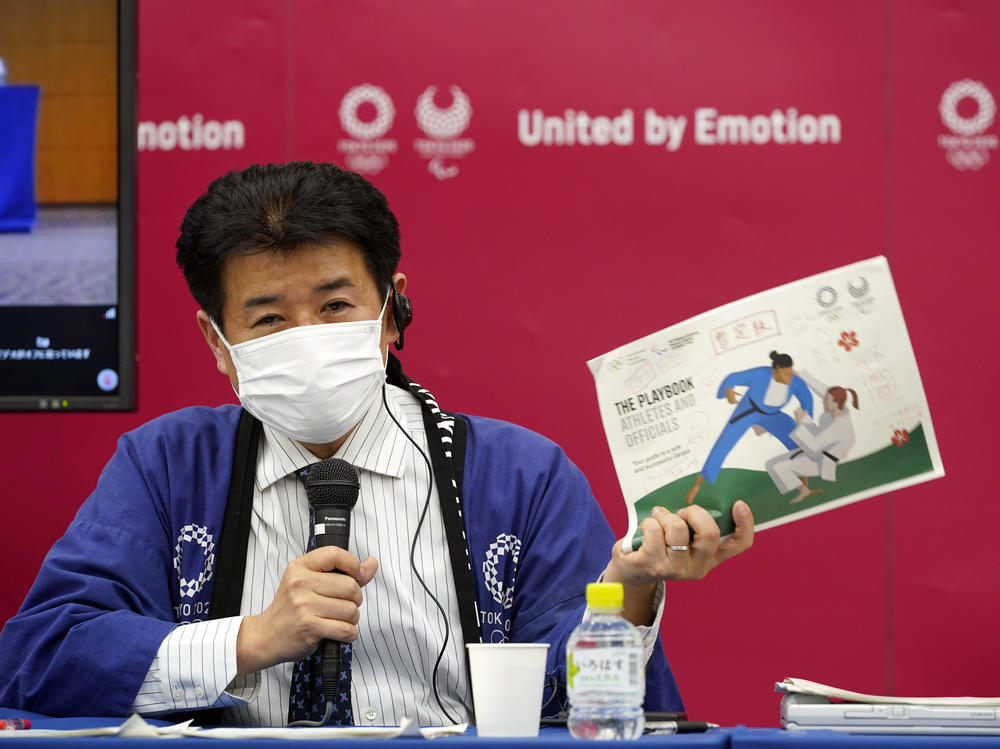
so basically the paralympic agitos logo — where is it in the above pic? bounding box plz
[414,85,475,180]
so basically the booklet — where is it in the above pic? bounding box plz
[587,256,944,549]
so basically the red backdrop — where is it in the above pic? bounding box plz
[2,0,998,727]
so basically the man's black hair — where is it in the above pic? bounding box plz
[176,162,401,329]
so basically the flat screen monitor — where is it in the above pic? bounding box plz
[0,0,135,410]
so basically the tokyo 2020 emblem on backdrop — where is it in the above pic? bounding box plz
[938,79,998,171]
[337,84,399,175]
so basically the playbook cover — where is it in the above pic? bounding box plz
[588,256,944,549]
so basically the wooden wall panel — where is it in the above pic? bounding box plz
[0,0,118,203]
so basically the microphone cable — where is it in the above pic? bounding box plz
[380,384,463,725]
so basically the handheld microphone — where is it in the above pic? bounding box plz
[304,458,360,708]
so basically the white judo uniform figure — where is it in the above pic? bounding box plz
[765,371,860,504]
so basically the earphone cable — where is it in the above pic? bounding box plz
[380,384,462,725]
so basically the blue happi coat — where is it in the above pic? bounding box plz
[0,384,682,718]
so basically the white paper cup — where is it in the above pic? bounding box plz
[466,642,550,737]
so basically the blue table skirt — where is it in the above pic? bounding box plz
[4,714,1000,748]
[0,711,729,748]
[0,85,41,232]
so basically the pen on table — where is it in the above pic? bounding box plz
[0,719,31,731]
[645,720,719,734]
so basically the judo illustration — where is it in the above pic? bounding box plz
[766,372,860,504]
[686,350,813,505]
[589,257,944,542]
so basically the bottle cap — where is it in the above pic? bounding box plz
[585,581,624,608]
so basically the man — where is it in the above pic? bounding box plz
[0,162,754,725]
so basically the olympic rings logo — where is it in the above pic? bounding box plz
[940,80,996,136]
[339,84,396,141]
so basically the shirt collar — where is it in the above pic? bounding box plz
[255,386,415,490]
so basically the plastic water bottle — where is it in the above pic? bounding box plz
[566,582,645,740]
[0,58,7,85]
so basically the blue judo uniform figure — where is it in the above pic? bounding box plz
[687,350,813,504]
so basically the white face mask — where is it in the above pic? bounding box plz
[212,296,389,444]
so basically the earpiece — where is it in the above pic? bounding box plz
[391,281,413,351]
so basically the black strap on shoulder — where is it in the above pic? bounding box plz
[210,408,262,620]
[451,412,468,508]
[168,409,260,726]
[385,354,481,651]
[419,407,480,650]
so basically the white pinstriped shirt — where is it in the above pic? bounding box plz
[133,386,473,725]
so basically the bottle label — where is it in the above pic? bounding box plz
[567,646,642,694]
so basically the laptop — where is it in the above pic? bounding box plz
[782,693,1000,734]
